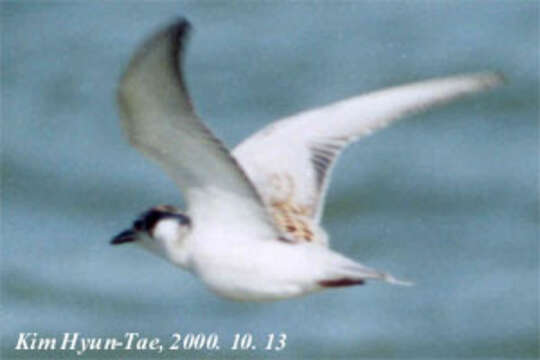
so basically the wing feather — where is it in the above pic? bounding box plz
[118,19,278,234]
[233,72,504,223]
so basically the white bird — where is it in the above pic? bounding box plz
[111,19,503,301]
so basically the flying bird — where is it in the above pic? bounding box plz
[111,18,503,301]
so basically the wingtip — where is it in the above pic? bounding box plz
[121,17,193,77]
[384,273,414,287]
[166,17,193,70]
[492,71,507,86]
[169,17,192,41]
[474,71,507,89]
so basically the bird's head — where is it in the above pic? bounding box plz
[111,205,192,266]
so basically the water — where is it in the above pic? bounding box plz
[2,1,538,358]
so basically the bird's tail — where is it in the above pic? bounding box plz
[379,272,414,286]
[318,257,413,288]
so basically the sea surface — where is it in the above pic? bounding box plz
[2,1,538,359]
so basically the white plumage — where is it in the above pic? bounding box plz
[111,19,503,301]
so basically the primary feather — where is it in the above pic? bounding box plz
[233,72,504,229]
[117,19,279,235]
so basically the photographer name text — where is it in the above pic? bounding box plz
[15,331,287,355]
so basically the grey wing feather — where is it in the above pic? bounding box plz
[118,19,278,233]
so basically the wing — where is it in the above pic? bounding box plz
[233,72,504,224]
[118,19,279,235]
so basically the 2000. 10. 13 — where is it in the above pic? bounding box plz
[169,332,287,352]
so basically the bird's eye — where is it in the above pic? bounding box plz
[133,209,165,233]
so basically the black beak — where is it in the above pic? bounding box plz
[110,229,136,245]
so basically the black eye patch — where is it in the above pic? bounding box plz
[172,213,191,226]
[133,210,164,232]
[133,209,192,234]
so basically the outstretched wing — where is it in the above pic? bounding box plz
[233,72,504,224]
[118,19,278,235]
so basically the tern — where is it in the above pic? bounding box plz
[111,19,503,301]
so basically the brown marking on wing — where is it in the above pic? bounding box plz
[266,173,320,243]
[270,193,315,242]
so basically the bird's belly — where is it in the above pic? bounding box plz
[191,242,318,301]
[194,260,308,301]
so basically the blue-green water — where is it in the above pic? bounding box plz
[2,1,538,359]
